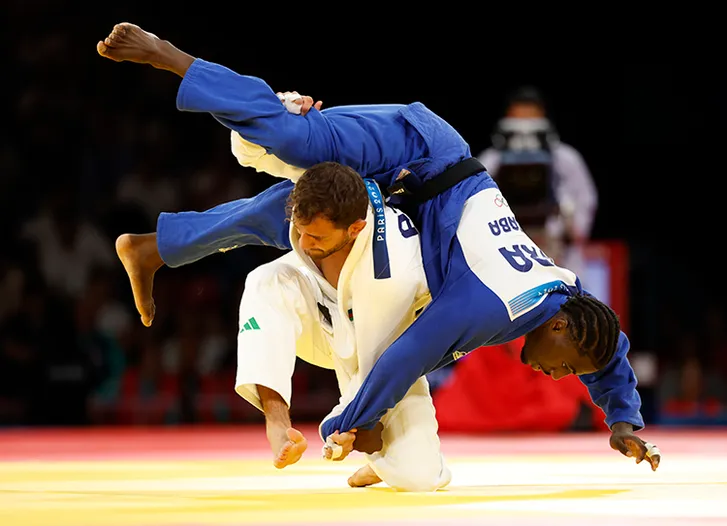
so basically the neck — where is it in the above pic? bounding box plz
[316,241,355,289]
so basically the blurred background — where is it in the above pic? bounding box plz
[2,3,726,432]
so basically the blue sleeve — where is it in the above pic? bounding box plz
[320,270,501,439]
[175,59,428,177]
[578,331,645,430]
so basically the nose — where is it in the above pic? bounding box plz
[299,235,317,252]
[531,363,569,380]
[549,367,569,381]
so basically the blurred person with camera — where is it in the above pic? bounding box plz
[477,86,598,274]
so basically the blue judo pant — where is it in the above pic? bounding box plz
[157,179,294,267]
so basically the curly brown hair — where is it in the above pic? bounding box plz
[287,162,369,228]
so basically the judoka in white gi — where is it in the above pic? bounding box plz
[232,160,450,491]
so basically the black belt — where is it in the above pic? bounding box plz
[385,157,486,204]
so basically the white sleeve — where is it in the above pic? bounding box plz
[229,131,306,182]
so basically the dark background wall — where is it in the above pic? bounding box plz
[2,2,725,427]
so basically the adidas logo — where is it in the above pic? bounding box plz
[239,317,261,333]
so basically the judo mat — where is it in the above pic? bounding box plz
[1,425,725,526]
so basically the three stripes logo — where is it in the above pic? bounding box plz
[239,317,261,333]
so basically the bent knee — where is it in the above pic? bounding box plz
[372,453,447,492]
[382,462,448,492]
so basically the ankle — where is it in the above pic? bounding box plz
[154,40,195,77]
[265,420,288,437]
[142,235,164,270]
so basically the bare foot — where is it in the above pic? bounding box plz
[96,23,195,76]
[96,23,163,65]
[348,465,382,488]
[115,233,164,327]
[272,428,308,469]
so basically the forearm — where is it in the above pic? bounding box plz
[353,422,384,454]
[611,422,634,433]
[579,332,645,430]
[319,283,475,439]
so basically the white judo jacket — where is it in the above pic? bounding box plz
[231,132,432,419]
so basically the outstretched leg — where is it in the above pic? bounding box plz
[115,182,294,327]
[115,233,164,327]
[96,23,194,77]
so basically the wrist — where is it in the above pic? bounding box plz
[611,421,634,433]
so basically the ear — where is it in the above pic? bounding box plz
[348,219,367,239]
[552,316,568,332]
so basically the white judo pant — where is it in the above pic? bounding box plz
[234,255,451,492]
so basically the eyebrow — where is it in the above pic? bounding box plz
[294,225,324,240]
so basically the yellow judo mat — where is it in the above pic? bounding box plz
[0,426,725,526]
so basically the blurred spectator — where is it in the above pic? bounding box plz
[477,86,598,274]
[0,316,44,425]
[704,304,727,381]
[0,257,25,324]
[658,330,726,425]
[20,191,116,300]
[116,154,181,227]
[115,332,182,425]
[76,266,130,422]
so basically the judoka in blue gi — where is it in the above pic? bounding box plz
[97,23,660,472]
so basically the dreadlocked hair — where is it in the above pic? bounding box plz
[560,293,621,370]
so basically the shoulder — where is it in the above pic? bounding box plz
[553,142,586,164]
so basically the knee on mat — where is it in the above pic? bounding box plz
[388,472,446,492]
[378,459,447,492]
